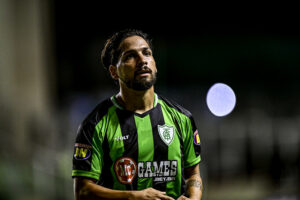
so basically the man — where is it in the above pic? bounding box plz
[72,29,203,200]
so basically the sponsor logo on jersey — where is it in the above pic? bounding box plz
[114,135,129,141]
[193,130,201,145]
[138,160,177,182]
[74,143,92,160]
[114,157,137,184]
[114,157,178,184]
[158,125,174,146]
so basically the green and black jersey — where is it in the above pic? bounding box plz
[72,93,201,198]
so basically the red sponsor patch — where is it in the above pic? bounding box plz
[114,157,137,184]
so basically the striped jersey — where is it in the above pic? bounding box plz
[72,93,201,198]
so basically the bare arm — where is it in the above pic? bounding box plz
[74,177,175,200]
[177,164,203,200]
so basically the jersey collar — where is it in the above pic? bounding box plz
[111,93,158,110]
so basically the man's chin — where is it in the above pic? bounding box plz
[132,83,153,91]
[131,79,155,91]
[123,74,157,91]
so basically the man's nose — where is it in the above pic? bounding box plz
[137,53,147,67]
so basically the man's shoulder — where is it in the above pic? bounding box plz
[80,97,114,126]
[158,95,192,118]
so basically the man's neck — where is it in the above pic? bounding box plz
[116,86,155,114]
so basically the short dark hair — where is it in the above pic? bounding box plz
[101,29,153,70]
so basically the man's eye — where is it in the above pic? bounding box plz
[125,54,135,60]
[144,50,152,56]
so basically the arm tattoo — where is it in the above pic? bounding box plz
[187,180,202,189]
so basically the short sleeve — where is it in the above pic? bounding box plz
[183,115,201,168]
[72,121,103,180]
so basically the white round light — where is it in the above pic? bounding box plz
[206,83,236,117]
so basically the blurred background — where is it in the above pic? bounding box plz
[0,0,299,199]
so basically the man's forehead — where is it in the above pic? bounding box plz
[120,36,150,51]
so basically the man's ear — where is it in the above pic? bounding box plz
[109,65,119,80]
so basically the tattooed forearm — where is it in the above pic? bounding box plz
[187,179,202,189]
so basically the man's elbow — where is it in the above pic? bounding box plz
[75,186,90,200]
[74,178,95,200]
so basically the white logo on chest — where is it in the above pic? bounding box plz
[158,125,175,146]
[115,135,129,141]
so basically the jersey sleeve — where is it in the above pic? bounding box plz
[72,120,103,180]
[183,114,201,168]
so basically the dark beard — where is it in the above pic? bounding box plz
[124,72,157,91]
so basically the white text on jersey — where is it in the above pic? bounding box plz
[115,135,129,141]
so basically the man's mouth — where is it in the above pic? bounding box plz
[136,71,151,75]
[135,68,152,77]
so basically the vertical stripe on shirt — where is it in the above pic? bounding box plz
[149,104,168,192]
[135,115,154,190]
[116,109,139,190]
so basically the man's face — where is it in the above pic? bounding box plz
[112,35,157,91]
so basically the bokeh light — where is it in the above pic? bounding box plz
[206,83,236,117]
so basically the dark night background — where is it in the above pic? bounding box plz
[0,1,299,199]
[53,2,300,115]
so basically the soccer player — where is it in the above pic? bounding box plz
[72,29,203,200]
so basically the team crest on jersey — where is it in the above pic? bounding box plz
[74,143,92,160]
[114,157,137,184]
[158,125,175,146]
[193,130,201,145]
